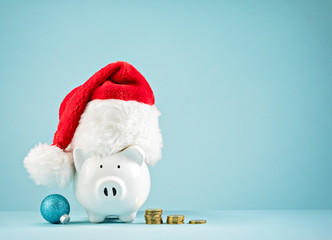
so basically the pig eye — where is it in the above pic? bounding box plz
[100,165,103,168]
[117,165,120,169]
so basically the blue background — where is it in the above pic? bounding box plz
[0,0,331,211]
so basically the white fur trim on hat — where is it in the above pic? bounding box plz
[24,143,74,188]
[67,99,163,165]
[24,99,162,188]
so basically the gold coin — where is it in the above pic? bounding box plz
[167,217,183,220]
[167,217,184,221]
[145,209,162,213]
[189,219,207,224]
[167,221,184,224]
[145,217,163,221]
[146,220,163,223]
[167,215,184,218]
[145,214,162,217]
[145,215,162,217]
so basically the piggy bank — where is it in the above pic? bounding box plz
[24,62,163,223]
[73,145,151,223]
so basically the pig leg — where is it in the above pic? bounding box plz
[119,211,137,223]
[87,212,105,223]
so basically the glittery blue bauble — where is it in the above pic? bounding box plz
[40,194,70,224]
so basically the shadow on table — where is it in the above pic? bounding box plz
[35,217,147,226]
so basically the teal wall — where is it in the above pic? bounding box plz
[0,0,331,211]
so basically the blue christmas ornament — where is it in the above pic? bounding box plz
[40,194,70,224]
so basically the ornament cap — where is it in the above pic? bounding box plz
[60,214,70,224]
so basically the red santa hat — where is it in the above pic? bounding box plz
[24,61,162,188]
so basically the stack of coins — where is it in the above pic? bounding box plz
[189,219,207,224]
[167,215,185,224]
[145,209,163,224]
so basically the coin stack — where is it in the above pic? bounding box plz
[145,209,163,224]
[189,219,207,224]
[166,215,185,224]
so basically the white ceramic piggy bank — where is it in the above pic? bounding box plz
[73,145,151,223]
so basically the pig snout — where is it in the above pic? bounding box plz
[96,176,126,200]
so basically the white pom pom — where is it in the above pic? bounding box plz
[24,143,74,188]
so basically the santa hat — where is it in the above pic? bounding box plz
[24,61,162,188]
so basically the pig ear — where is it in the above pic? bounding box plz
[122,145,145,165]
[73,148,91,172]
